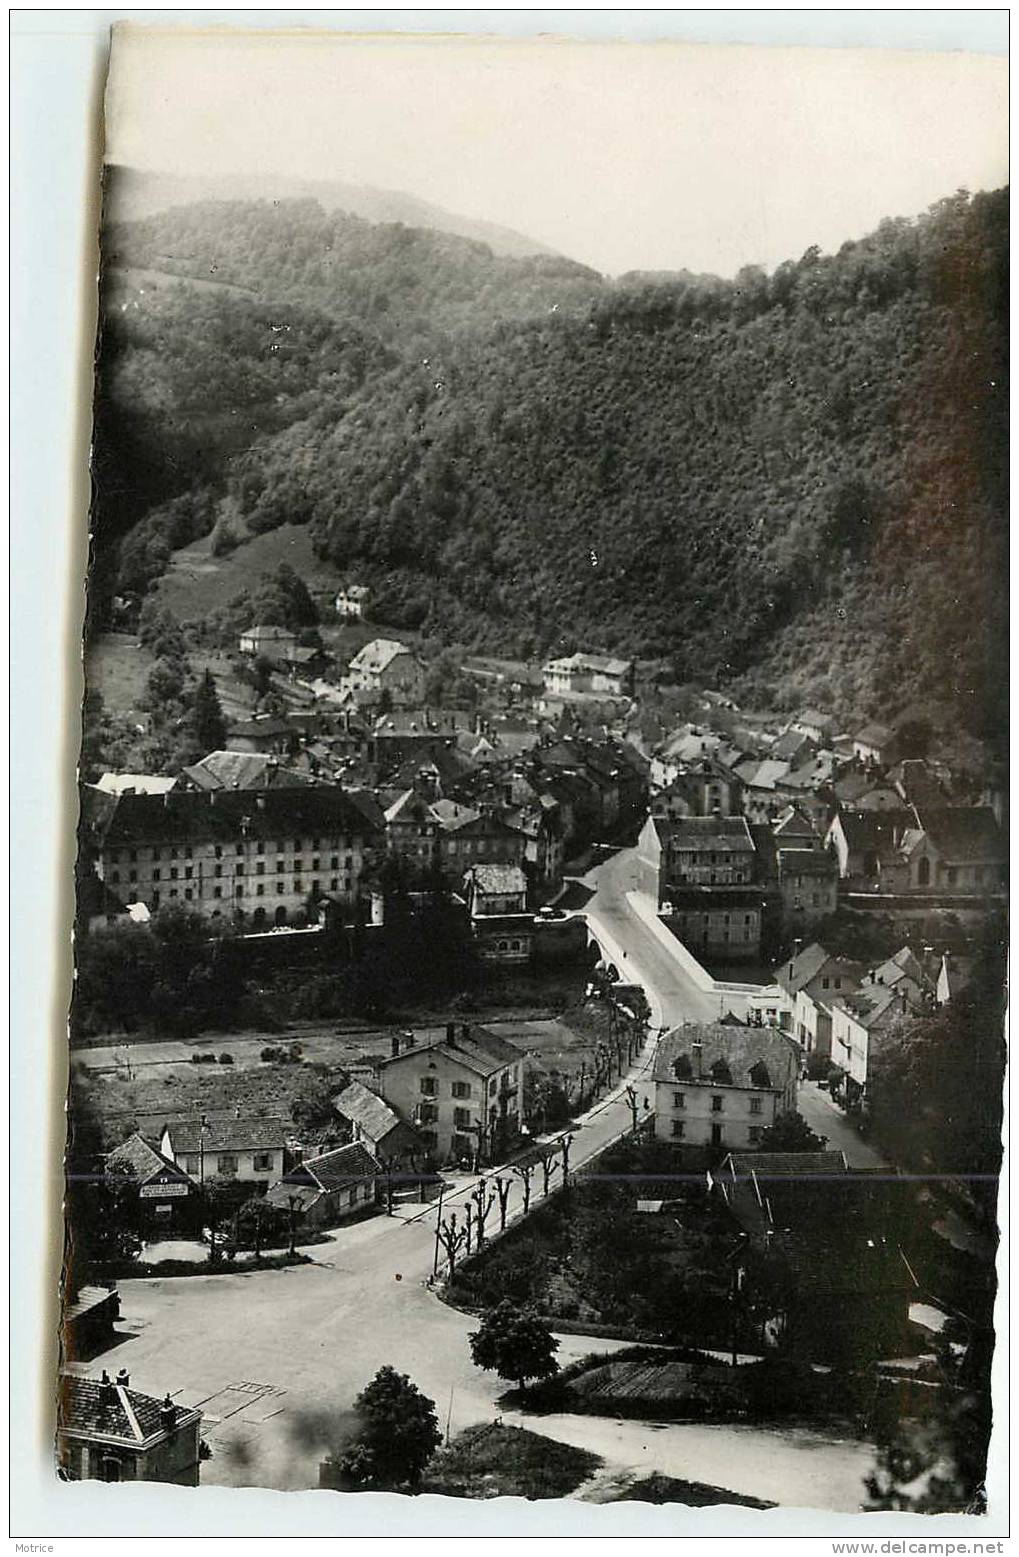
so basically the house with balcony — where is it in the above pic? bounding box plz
[649,1023,799,1151]
[376,1023,527,1166]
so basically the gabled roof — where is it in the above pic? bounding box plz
[854,722,894,748]
[180,750,312,792]
[793,708,835,733]
[384,788,437,825]
[543,652,632,678]
[831,808,915,853]
[912,807,1005,863]
[337,584,370,599]
[95,773,176,797]
[775,941,833,995]
[300,1140,381,1192]
[241,625,297,643]
[379,1023,525,1078]
[466,863,528,895]
[652,1023,798,1091]
[107,1132,193,1186]
[429,798,481,831]
[776,848,837,879]
[349,638,418,674]
[655,814,755,851]
[332,1080,405,1142]
[161,1115,286,1153]
[734,759,791,791]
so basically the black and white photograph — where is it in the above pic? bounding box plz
[17,11,1009,1537]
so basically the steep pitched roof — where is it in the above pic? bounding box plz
[379,1024,525,1078]
[734,759,791,791]
[466,863,528,895]
[332,1080,403,1142]
[913,807,1005,863]
[855,722,894,748]
[652,1023,798,1091]
[107,1132,192,1186]
[180,750,312,792]
[659,815,755,851]
[58,1376,200,1447]
[775,941,832,995]
[776,848,837,880]
[349,638,417,674]
[241,625,297,643]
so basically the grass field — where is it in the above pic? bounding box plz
[85,633,258,726]
[152,523,349,624]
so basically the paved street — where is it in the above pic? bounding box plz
[796,1080,888,1170]
[82,848,877,1507]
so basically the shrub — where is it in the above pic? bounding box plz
[219,1053,235,1065]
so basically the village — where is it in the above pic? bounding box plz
[63,584,1006,1506]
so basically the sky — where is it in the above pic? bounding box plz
[104,28,1009,277]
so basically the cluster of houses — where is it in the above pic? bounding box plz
[632,694,1005,964]
[81,633,654,961]
[103,1020,529,1248]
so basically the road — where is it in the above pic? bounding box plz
[78,847,877,1507]
[796,1080,888,1170]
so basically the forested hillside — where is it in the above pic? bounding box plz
[90,188,1007,747]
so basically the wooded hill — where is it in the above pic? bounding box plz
[89,188,1007,749]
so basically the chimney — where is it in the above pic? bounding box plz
[692,1041,703,1079]
[405,1032,416,1049]
[390,1034,401,1058]
[116,1369,130,1387]
[159,1394,177,1433]
[445,1022,455,1042]
[99,1371,115,1409]
[460,1024,471,1043]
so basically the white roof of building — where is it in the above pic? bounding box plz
[543,652,632,678]
[96,773,176,796]
[349,638,416,674]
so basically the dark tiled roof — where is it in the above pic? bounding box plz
[655,815,755,851]
[833,808,914,852]
[59,1376,199,1445]
[914,807,1005,863]
[775,941,832,994]
[304,1140,381,1192]
[83,784,383,848]
[107,1132,191,1185]
[162,1115,286,1153]
[380,1024,525,1078]
[332,1081,402,1141]
[652,1023,798,1090]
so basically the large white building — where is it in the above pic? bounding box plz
[541,652,634,700]
[81,784,383,927]
[648,1022,799,1152]
[376,1024,526,1166]
[346,639,425,705]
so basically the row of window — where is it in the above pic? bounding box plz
[109,838,358,864]
[673,1092,763,1114]
[181,1151,276,1175]
[419,1069,519,1099]
[138,878,354,908]
[671,1121,763,1143]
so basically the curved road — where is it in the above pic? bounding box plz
[82,848,876,1508]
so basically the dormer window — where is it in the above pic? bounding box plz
[709,1059,732,1085]
[749,1061,772,1089]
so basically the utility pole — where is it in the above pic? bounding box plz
[432,1180,446,1277]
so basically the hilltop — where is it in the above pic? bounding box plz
[104,163,562,260]
[89,187,1007,750]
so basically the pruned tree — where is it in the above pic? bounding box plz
[512,1161,535,1215]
